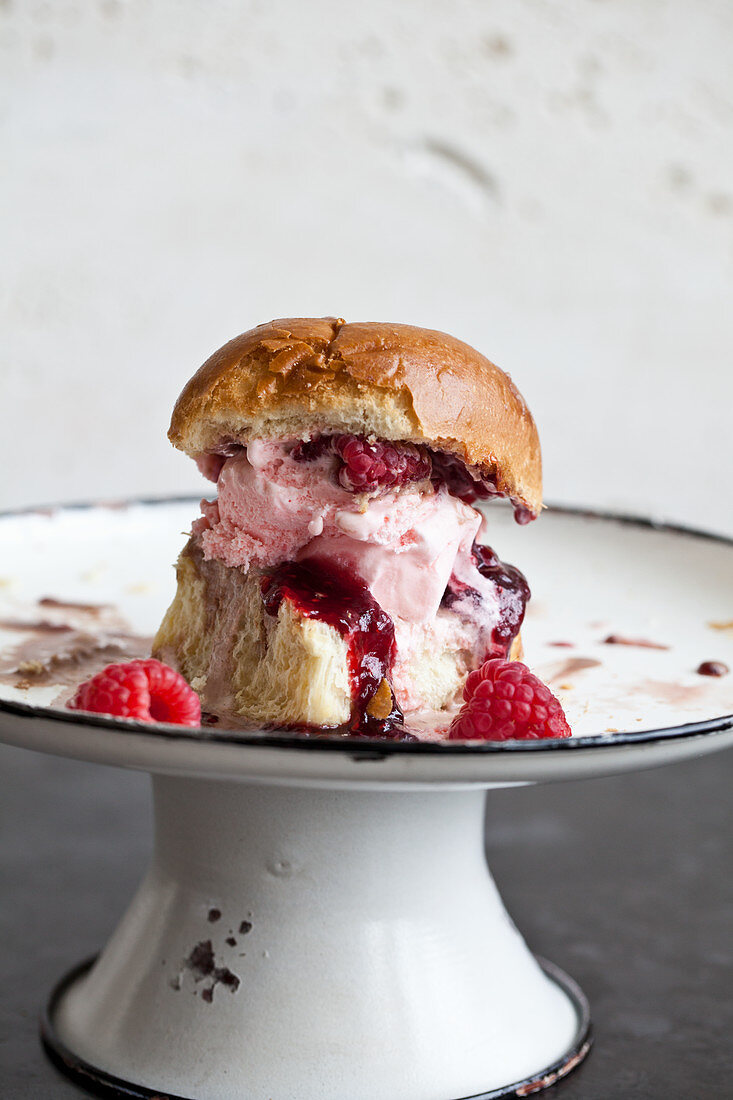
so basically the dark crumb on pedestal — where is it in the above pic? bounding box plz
[208,907,221,922]
[239,920,253,935]
[226,936,237,947]
[184,939,241,1002]
[217,967,240,992]
[187,940,216,978]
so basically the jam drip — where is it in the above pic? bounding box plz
[261,558,406,738]
[442,543,530,660]
[429,450,500,503]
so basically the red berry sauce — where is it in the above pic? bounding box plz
[696,660,729,677]
[442,543,530,660]
[473,544,531,652]
[291,433,535,523]
[290,436,333,463]
[429,449,499,503]
[261,558,407,737]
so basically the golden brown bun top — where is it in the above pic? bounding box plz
[169,317,542,515]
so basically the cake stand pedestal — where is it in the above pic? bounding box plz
[2,503,732,1098]
[41,777,590,1100]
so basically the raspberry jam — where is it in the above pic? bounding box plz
[442,543,530,660]
[696,660,729,677]
[291,434,535,523]
[473,544,531,653]
[261,558,405,737]
[429,450,499,503]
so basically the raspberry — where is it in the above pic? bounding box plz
[292,434,432,493]
[448,659,571,741]
[333,435,431,493]
[67,659,201,727]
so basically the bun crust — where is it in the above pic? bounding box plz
[169,317,542,515]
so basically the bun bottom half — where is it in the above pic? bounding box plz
[153,541,522,731]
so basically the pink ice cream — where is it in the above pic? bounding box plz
[196,441,500,629]
[198,441,360,573]
[194,440,507,713]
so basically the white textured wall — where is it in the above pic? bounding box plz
[1,1,732,534]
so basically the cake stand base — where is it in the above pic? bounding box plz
[42,956,590,1100]
[42,778,591,1100]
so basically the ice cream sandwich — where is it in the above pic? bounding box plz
[153,318,541,738]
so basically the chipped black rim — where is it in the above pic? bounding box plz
[2,498,732,756]
[41,954,591,1100]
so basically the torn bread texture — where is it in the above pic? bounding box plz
[154,544,350,725]
[153,541,522,728]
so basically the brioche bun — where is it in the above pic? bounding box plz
[169,318,542,516]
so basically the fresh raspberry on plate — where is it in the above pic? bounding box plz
[448,659,571,741]
[67,659,201,727]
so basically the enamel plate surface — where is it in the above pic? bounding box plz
[0,500,731,788]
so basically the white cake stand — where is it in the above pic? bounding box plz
[1,501,732,1100]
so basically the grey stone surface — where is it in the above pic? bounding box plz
[1,741,731,1098]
